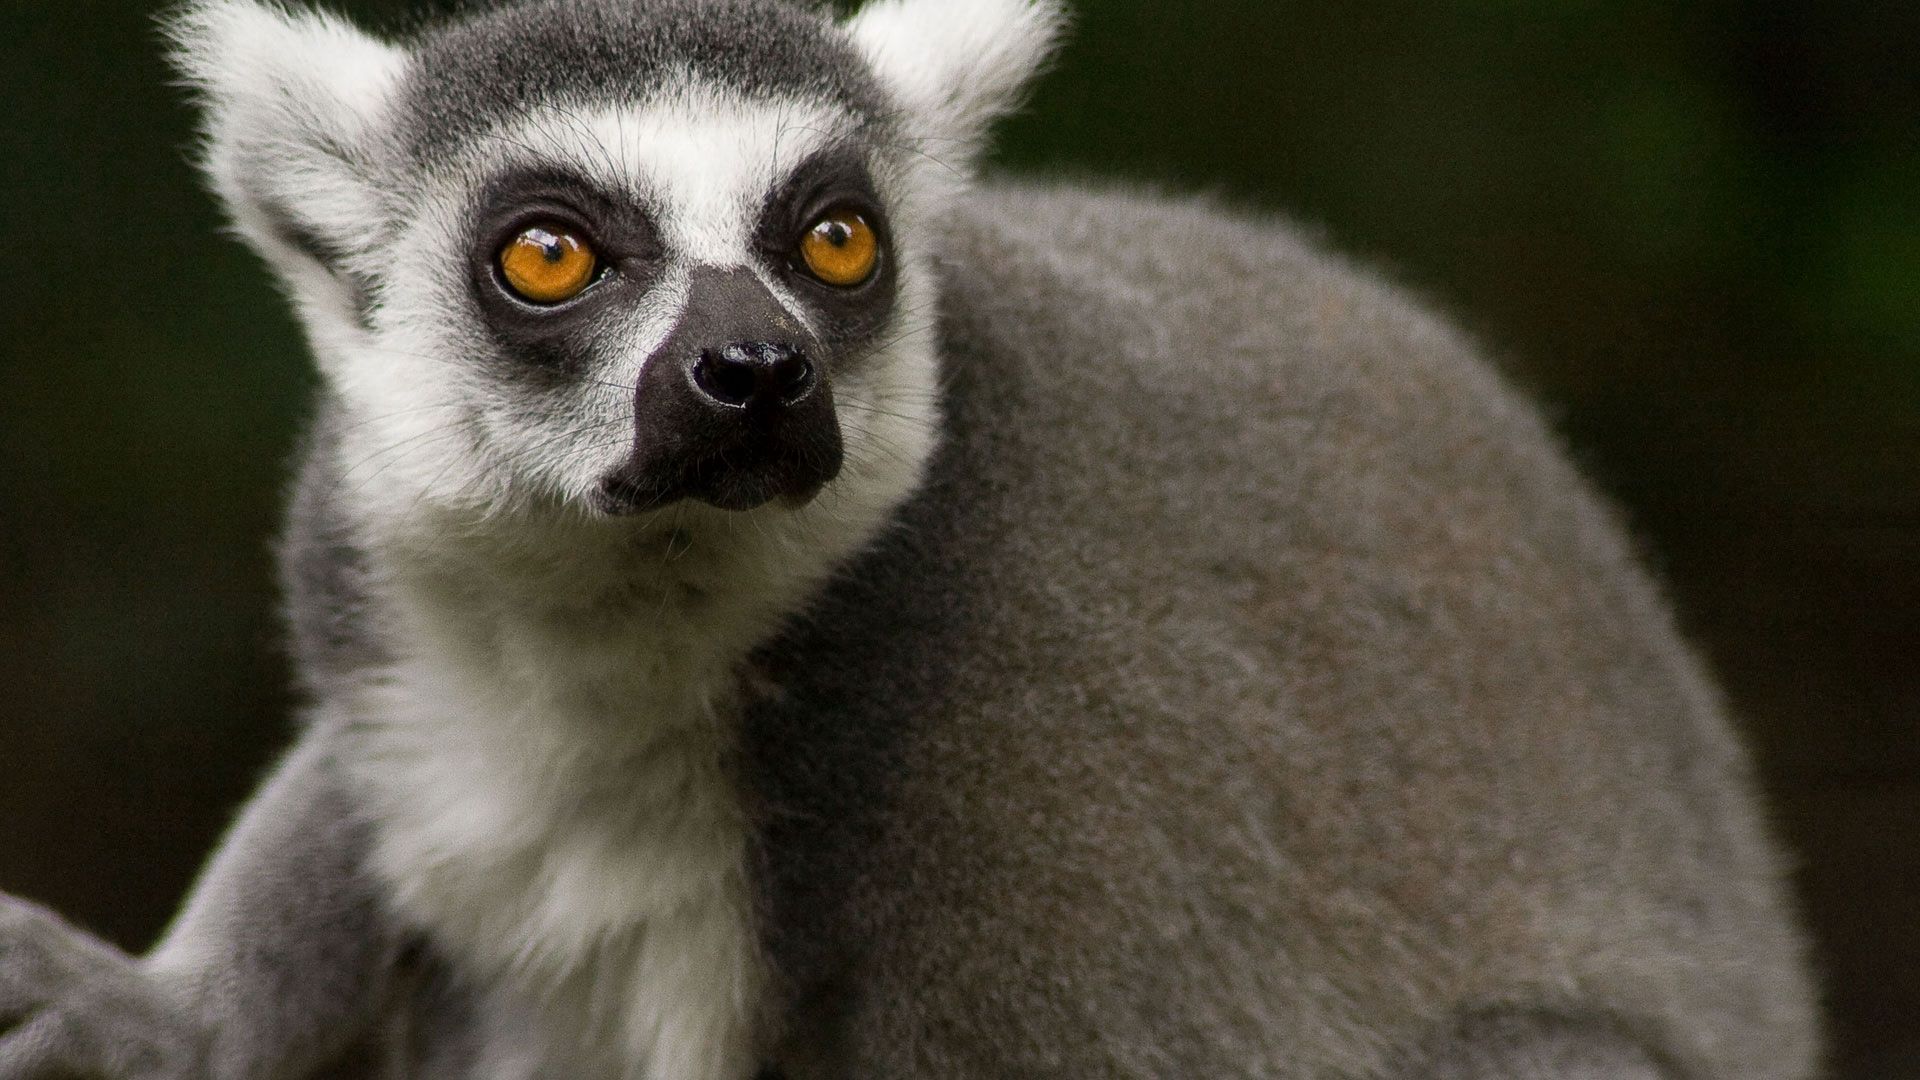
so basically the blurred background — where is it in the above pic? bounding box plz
[0,0,1913,1073]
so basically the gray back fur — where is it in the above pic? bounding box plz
[739,182,1819,1078]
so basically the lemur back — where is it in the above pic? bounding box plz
[0,1,1819,1078]
[742,183,1818,1077]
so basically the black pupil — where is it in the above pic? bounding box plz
[822,221,851,247]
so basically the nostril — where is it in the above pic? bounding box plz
[690,343,816,408]
[693,348,760,407]
[771,353,815,404]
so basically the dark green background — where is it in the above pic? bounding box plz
[1,0,1914,1074]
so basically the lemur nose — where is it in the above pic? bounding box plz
[691,342,816,409]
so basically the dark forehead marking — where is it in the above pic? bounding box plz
[396,0,889,164]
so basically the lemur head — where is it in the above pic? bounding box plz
[169,0,1061,548]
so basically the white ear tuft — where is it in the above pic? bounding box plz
[166,0,407,304]
[844,0,1066,158]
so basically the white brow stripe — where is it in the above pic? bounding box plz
[486,80,851,267]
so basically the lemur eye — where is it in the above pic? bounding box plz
[498,224,598,304]
[798,210,878,287]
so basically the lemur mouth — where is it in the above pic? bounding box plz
[591,466,825,516]
[681,449,838,511]
[593,426,844,516]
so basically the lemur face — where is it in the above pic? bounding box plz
[326,2,932,527]
[173,0,1062,534]
[394,74,903,517]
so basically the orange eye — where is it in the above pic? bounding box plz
[798,210,878,287]
[499,224,597,304]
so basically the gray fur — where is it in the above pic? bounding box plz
[0,732,392,1078]
[742,183,1820,1078]
[394,0,889,162]
[0,0,1820,1077]
[1387,1011,1680,1079]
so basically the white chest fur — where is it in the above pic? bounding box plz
[344,551,772,1080]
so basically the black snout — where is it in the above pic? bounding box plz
[692,342,817,409]
[596,267,844,515]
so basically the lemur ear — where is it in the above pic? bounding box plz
[166,0,406,315]
[843,0,1066,161]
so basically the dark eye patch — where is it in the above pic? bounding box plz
[464,167,667,380]
[753,146,899,369]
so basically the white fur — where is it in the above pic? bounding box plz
[843,0,1067,155]
[347,545,768,1080]
[168,0,406,346]
[569,84,852,266]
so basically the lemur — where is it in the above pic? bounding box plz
[0,0,1819,1077]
